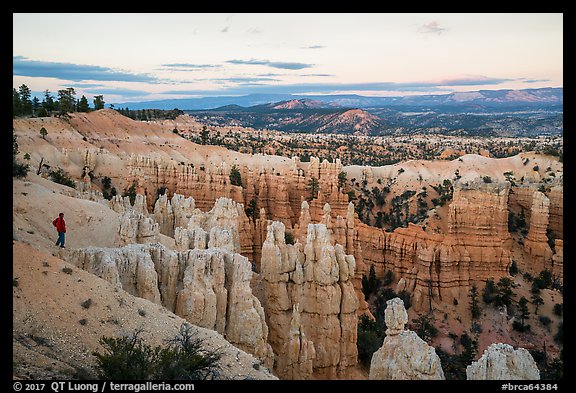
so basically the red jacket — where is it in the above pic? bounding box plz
[53,216,66,233]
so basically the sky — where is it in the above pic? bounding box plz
[13,13,563,104]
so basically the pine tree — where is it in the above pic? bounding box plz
[469,284,481,319]
[58,87,76,114]
[307,177,319,201]
[32,96,40,116]
[531,293,544,315]
[93,95,105,110]
[13,88,22,117]
[77,95,90,112]
[518,296,530,328]
[229,165,242,186]
[43,90,56,112]
[200,126,209,145]
[337,171,347,189]
[494,277,515,308]
[19,84,33,116]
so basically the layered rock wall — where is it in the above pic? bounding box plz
[547,185,563,239]
[552,239,563,283]
[126,155,245,211]
[351,180,513,311]
[523,191,553,271]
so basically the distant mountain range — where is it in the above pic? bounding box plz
[114,87,562,112]
[190,99,386,135]
[114,88,562,136]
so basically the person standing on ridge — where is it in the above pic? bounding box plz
[52,212,66,248]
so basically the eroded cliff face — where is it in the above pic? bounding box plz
[523,191,553,271]
[260,221,358,379]
[547,185,563,239]
[99,153,532,313]
[552,239,563,283]
[124,154,348,229]
[126,155,245,211]
[507,183,563,275]
[346,180,513,311]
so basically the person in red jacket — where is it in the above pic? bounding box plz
[52,212,66,248]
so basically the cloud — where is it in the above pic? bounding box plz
[219,77,281,83]
[226,59,313,70]
[13,56,160,83]
[300,74,334,77]
[68,83,107,88]
[519,78,551,84]
[221,26,230,33]
[247,27,261,34]
[226,59,269,66]
[418,21,447,34]
[301,45,325,49]
[159,76,514,97]
[82,87,152,97]
[435,76,513,86]
[160,63,222,71]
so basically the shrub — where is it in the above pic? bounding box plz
[13,161,29,178]
[554,322,563,345]
[13,133,30,178]
[81,299,93,309]
[494,277,515,308]
[533,269,553,290]
[541,357,563,380]
[397,290,411,310]
[49,168,76,188]
[122,181,137,206]
[361,265,379,300]
[382,270,394,286]
[512,320,531,332]
[482,176,492,183]
[509,260,519,276]
[539,316,552,327]
[411,314,438,343]
[337,171,347,189]
[93,324,222,380]
[284,231,295,245]
[244,199,258,222]
[482,279,497,304]
[469,284,481,319]
[553,303,563,316]
[357,315,386,368]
